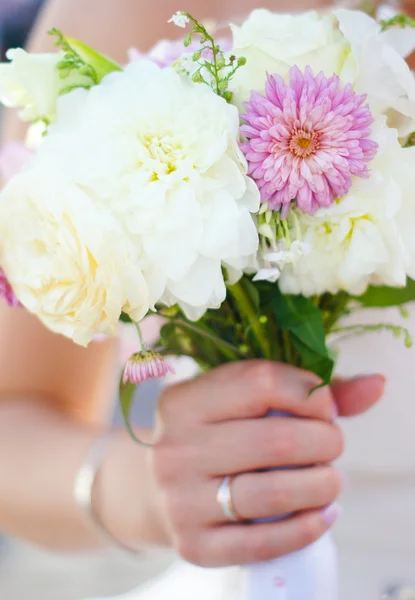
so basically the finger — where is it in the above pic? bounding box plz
[332,374,385,417]
[208,466,343,524]
[202,417,343,474]
[184,507,341,567]
[159,361,335,428]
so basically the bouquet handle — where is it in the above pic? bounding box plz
[241,532,338,600]
[240,410,339,600]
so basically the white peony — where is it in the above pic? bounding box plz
[279,122,415,296]
[0,169,149,345]
[30,60,260,320]
[230,9,352,108]
[231,8,415,135]
[0,48,89,124]
[335,9,415,136]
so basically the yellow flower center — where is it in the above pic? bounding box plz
[141,133,185,180]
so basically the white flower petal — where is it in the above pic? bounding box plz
[5,61,259,330]
[0,169,149,344]
[166,256,226,314]
[253,268,281,283]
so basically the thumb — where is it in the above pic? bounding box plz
[331,374,386,417]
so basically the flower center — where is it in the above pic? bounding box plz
[289,129,319,158]
[141,133,185,180]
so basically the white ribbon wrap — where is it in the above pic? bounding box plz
[241,532,338,600]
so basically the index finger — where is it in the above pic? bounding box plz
[176,360,334,424]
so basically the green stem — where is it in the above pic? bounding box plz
[185,14,221,96]
[171,318,245,360]
[281,330,293,364]
[331,322,412,348]
[134,321,146,350]
[228,279,271,359]
[210,38,221,96]
[320,292,351,333]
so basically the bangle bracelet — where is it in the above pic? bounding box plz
[73,431,139,556]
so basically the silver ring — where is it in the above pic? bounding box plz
[216,475,244,522]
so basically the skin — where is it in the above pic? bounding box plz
[0,0,385,565]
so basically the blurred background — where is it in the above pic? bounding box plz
[0,0,44,60]
[1,3,415,600]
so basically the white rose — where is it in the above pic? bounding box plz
[230,9,352,108]
[0,49,89,124]
[30,61,260,319]
[279,122,415,296]
[0,169,149,345]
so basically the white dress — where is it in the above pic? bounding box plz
[89,305,415,600]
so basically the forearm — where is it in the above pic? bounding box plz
[0,397,170,551]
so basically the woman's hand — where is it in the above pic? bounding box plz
[151,361,384,567]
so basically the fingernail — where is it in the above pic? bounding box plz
[351,373,386,384]
[331,402,339,422]
[322,503,342,527]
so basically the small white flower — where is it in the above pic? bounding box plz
[265,241,311,265]
[168,11,190,28]
[254,240,310,283]
[0,49,89,125]
[253,267,281,283]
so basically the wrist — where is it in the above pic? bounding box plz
[96,429,172,549]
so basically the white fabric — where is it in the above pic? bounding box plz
[89,561,241,600]
[241,533,338,600]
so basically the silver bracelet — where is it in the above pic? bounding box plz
[73,431,139,556]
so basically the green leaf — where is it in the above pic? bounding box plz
[119,311,132,324]
[273,292,326,352]
[271,289,334,384]
[291,337,335,385]
[119,377,139,442]
[119,377,153,446]
[239,277,260,315]
[355,278,415,308]
[64,36,122,82]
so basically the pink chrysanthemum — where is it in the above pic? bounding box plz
[241,66,378,215]
[0,269,20,307]
[123,350,174,385]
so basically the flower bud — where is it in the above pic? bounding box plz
[122,350,174,385]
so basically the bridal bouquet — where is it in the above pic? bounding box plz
[1,6,415,599]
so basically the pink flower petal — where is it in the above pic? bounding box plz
[240,66,377,215]
[123,350,175,385]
